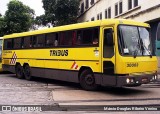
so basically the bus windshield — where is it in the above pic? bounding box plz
[118,25,152,57]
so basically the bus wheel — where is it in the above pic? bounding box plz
[24,65,32,80]
[15,64,24,79]
[80,69,98,91]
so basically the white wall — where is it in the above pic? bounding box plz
[78,0,160,22]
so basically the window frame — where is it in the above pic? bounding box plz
[119,1,123,14]
[134,0,138,7]
[128,0,132,10]
[4,39,14,50]
[85,0,89,9]
[115,3,118,16]
[105,9,108,19]
[13,37,22,49]
[91,17,95,21]
[90,0,94,5]
[97,14,100,20]
[76,27,100,47]
[36,34,46,48]
[108,7,111,18]
[81,2,84,14]
[100,12,102,20]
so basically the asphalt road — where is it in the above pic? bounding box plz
[0,73,160,113]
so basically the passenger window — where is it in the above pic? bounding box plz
[82,29,93,45]
[92,28,99,45]
[24,36,31,48]
[4,39,13,50]
[21,37,24,48]
[14,38,21,49]
[46,33,58,47]
[31,36,37,48]
[59,31,73,46]
[37,34,45,47]
[76,27,99,46]
[76,30,83,45]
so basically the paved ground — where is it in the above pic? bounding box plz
[0,73,160,113]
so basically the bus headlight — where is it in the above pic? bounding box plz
[126,78,134,84]
[155,75,157,80]
[126,78,130,84]
[130,79,134,83]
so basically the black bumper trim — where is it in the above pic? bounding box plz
[101,74,157,87]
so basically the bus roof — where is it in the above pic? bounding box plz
[3,19,149,39]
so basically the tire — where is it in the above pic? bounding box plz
[24,65,32,80]
[80,69,98,91]
[15,64,24,79]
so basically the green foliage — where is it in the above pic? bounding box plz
[35,14,52,27]
[0,17,7,36]
[38,0,79,26]
[54,0,79,26]
[0,0,35,36]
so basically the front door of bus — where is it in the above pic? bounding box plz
[102,27,116,86]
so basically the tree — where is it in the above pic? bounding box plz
[39,0,79,26]
[0,17,7,36]
[0,0,35,36]
[35,14,52,27]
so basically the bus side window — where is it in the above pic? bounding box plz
[14,38,21,49]
[92,28,99,45]
[82,29,93,45]
[59,31,73,46]
[37,34,45,47]
[21,37,24,48]
[59,32,65,46]
[46,33,58,47]
[76,30,82,45]
[31,36,37,48]
[72,31,76,46]
[4,39,13,50]
[55,33,58,46]
[76,28,99,46]
[24,36,31,48]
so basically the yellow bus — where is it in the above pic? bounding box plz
[2,19,158,90]
[0,37,3,71]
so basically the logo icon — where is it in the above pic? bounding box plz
[2,106,11,111]
[10,52,17,65]
[71,61,79,70]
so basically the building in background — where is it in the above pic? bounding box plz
[78,0,160,51]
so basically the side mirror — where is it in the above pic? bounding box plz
[104,29,114,46]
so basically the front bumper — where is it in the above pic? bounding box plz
[100,73,158,87]
[116,74,158,87]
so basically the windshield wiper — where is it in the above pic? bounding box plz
[139,38,152,58]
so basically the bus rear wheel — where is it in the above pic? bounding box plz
[24,65,32,80]
[15,64,24,79]
[80,69,98,91]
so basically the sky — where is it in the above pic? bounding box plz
[0,0,45,16]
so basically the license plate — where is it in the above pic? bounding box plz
[142,78,148,83]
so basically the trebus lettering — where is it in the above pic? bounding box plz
[50,50,68,56]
